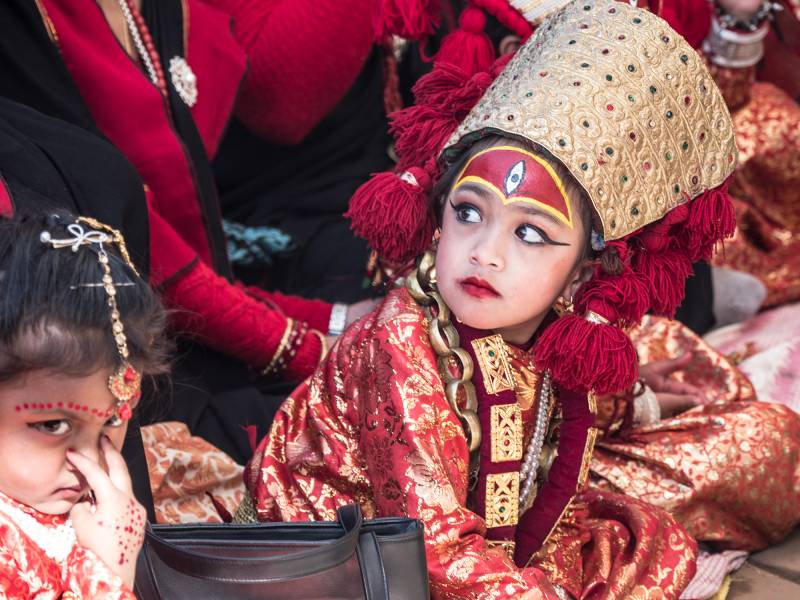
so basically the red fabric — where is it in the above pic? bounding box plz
[514,388,594,564]
[205,0,376,145]
[759,3,800,99]
[241,284,332,333]
[162,259,323,380]
[0,491,136,599]
[647,0,712,49]
[0,176,12,218]
[40,0,245,270]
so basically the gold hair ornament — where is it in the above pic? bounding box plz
[40,218,141,423]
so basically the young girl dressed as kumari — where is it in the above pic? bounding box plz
[247,1,740,597]
[0,212,167,598]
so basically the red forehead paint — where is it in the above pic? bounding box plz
[453,146,573,228]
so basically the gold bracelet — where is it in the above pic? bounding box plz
[261,318,294,377]
[310,329,328,363]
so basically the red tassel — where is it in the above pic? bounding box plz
[391,64,493,169]
[373,0,442,41]
[576,269,650,327]
[434,7,496,76]
[682,179,736,261]
[534,314,638,395]
[346,167,435,264]
[633,249,694,317]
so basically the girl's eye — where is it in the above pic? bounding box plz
[516,224,546,245]
[30,420,72,436]
[452,202,481,224]
[104,414,124,428]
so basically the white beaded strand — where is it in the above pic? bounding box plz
[115,0,159,87]
[519,371,552,509]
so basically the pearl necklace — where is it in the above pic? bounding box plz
[518,370,552,510]
[113,0,167,94]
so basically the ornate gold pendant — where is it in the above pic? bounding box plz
[491,403,523,462]
[485,471,520,528]
[472,335,514,394]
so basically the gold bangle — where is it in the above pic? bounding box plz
[310,329,328,362]
[262,318,294,377]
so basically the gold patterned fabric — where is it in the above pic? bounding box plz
[710,79,800,307]
[590,316,800,551]
[443,0,737,240]
[247,289,698,599]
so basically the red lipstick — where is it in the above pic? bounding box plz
[459,276,500,299]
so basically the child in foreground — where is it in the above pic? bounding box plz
[247,1,738,598]
[0,211,168,598]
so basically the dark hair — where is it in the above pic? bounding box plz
[0,210,170,383]
[433,134,597,261]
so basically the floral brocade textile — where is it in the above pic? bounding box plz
[248,289,697,599]
[591,315,800,551]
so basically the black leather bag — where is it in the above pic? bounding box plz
[134,504,430,599]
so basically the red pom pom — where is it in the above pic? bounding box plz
[346,167,435,264]
[391,64,493,169]
[434,7,496,77]
[373,0,442,41]
[633,249,694,317]
[534,314,638,395]
[682,179,736,261]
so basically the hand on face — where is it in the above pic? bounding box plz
[639,353,704,417]
[68,436,145,590]
[435,145,590,344]
[0,369,134,516]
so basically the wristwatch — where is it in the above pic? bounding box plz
[328,303,348,336]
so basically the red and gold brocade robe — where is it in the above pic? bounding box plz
[248,289,696,599]
[591,315,800,551]
[0,491,135,599]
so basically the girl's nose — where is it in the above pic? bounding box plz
[470,233,505,270]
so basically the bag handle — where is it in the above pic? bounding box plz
[141,504,369,583]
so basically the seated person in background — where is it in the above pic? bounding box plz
[0,0,383,463]
[0,210,167,598]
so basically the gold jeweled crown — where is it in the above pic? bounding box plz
[442,0,737,240]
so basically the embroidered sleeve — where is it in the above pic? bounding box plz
[64,545,135,600]
[360,316,559,600]
[514,389,596,563]
[0,524,32,599]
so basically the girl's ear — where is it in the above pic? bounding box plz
[562,258,595,303]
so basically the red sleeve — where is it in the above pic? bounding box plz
[514,389,596,565]
[65,546,136,600]
[162,258,323,381]
[202,0,375,144]
[240,284,332,333]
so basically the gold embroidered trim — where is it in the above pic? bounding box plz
[587,391,598,415]
[491,403,524,463]
[511,364,539,411]
[577,427,598,491]
[487,539,516,559]
[485,471,520,528]
[472,335,514,395]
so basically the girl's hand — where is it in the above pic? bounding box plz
[67,436,146,590]
[639,353,705,418]
[717,0,766,20]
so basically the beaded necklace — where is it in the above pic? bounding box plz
[111,0,168,96]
